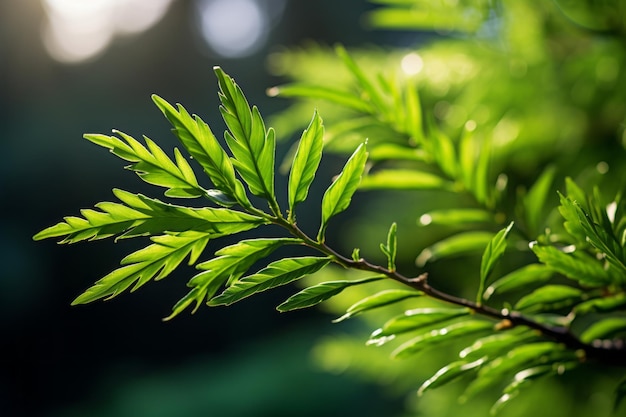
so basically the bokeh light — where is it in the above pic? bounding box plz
[41,0,173,64]
[194,0,285,58]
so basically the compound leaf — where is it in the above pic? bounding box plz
[215,67,277,203]
[152,94,250,207]
[84,131,205,198]
[209,256,330,306]
[34,189,267,243]
[72,231,210,305]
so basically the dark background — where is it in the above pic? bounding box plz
[0,1,411,416]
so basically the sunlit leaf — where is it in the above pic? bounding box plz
[33,189,267,243]
[288,111,324,219]
[360,169,452,190]
[334,289,422,323]
[152,94,251,208]
[215,67,277,203]
[379,222,398,271]
[318,142,368,241]
[165,238,300,319]
[484,264,553,300]
[514,285,583,312]
[531,243,612,286]
[276,276,383,312]
[83,131,205,198]
[418,208,493,227]
[523,166,556,235]
[336,44,386,113]
[416,231,495,266]
[392,320,494,359]
[459,327,538,361]
[418,357,487,396]
[478,222,514,303]
[72,231,210,305]
[580,317,626,343]
[375,307,470,337]
[209,257,330,306]
[268,83,373,113]
[574,293,626,315]
[462,342,573,399]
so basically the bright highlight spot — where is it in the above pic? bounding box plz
[41,0,173,64]
[196,0,267,58]
[401,52,424,76]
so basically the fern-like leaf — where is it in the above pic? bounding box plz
[72,231,210,305]
[84,131,205,198]
[33,189,267,243]
[214,67,277,207]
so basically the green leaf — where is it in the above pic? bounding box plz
[215,67,277,205]
[368,143,427,162]
[462,342,572,399]
[83,131,205,198]
[276,276,383,312]
[208,256,330,306]
[418,208,493,227]
[359,169,452,190]
[392,320,494,359]
[574,292,626,315]
[72,231,210,305]
[379,222,398,271]
[152,94,251,208]
[427,123,457,178]
[459,328,538,361]
[523,166,556,235]
[580,318,626,343]
[165,238,299,319]
[318,142,368,241]
[484,264,553,300]
[335,44,386,113]
[418,357,487,397]
[416,231,495,266]
[288,111,324,220]
[576,203,626,278]
[365,5,485,32]
[334,289,422,323]
[491,361,577,415]
[531,243,612,286]
[514,285,583,312]
[34,189,267,243]
[478,222,514,303]
[268,83,374,113]
[375,307,470,338]
[558,192,587,243]
[615,378,626,412]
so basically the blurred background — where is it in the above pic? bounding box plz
[0,1,413,416]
